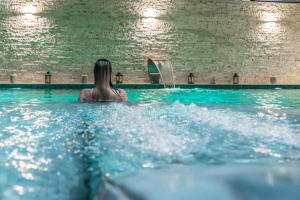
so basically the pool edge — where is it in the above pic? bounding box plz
[1,84,300,89]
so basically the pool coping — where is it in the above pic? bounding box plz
[1,84,300,89]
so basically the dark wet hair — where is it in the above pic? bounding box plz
[94,58,113,87]
[92,58,114,101]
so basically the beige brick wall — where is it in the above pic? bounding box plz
[0,0,299,84]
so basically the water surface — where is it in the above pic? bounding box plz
[0,89,300,199]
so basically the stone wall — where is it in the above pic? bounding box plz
[0,0,299,84]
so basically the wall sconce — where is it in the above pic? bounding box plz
[233,73,239,85]
[81,74,88,84]
[45,69,52,84]
[116,72,123,84]
[270,76,277,85]
[188,73,195,84]
[10,74,17,84]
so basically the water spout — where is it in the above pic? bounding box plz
[148,58,175,88]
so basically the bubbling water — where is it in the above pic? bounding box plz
[0,99,300,200]
[83,102,300,173]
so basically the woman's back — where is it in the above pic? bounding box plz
[79,88,127,102]
[79,58,128,103]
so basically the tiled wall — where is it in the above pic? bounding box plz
[0,0,299,84]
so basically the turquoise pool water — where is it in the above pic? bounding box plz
[0,89,300,200]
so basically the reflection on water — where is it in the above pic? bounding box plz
[0,89,300,199]
[255,92,288,119]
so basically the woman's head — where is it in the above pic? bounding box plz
[94,58,113,88]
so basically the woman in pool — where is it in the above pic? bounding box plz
[79,58,128,102]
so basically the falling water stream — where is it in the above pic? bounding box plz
[155,60,176,88]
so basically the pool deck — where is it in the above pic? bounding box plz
[1,84,300,90]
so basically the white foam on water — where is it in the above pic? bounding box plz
[178,103,300,147]
[1,101,300,200]
[81,102,300,177]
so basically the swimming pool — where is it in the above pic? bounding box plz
[0,88,300,200]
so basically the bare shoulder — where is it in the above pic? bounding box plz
[117,89,128,101]
[79,89,93,102]
[118,89,126,94]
